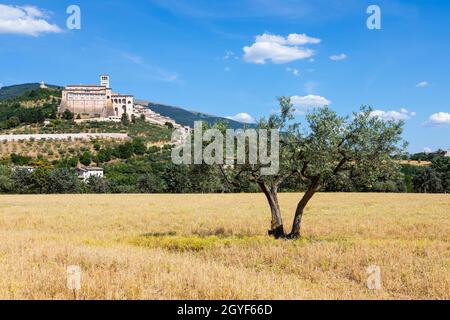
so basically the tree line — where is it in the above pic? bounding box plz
[1,128,448,196]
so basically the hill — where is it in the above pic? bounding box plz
[145,102,255,129]
[0,83,61,101]
[1,83,253,128]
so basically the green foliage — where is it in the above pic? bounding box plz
[431,156,450,192]
[0,84,62,101]
[136,173,165,193]
[217,98,408,237]
[10,167,80,194]
[121,113,130,126]
[410,149,446,162]
[29,168,51,194]
[0,86,61,130]
[131,138,147,155]
[11,169,34,194]
[56,156,79,168]
[46,168,81,194]
[0,102,55,129]
[1,91,447,197]
[413,167,443,193]
[97,148,112,163]
[165,122,174,129]
[402,156,450,193]
[0,166,12,193]
[62,109,74,120]
[80,151,92,166]
[115,142,134,159]
[93,142,101,151]
[161,164,192,193]
[87,176,110,193]
[10,154,32,166]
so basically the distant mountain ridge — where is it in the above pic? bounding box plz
[1,83,254,129]
[145,101,255,129]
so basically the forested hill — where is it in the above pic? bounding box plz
[1,83,253,128]
[0,83,61,101]
[146,102,256,129]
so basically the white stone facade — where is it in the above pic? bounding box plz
[60,75,133,119]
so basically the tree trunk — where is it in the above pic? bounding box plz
[288,177,321,239]
[259,182,285,239]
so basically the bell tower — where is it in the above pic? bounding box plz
[100,75,110,88]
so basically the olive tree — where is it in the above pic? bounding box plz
[218,97,302,238]
[286,103,405,238]
[220,97,406,239]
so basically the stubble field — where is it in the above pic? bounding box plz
[0,193,448,300]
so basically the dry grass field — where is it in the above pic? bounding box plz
[0,193,448,300]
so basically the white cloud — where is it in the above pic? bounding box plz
[254,33,320,46]
[423,147,432,154]
[243,42,314,64]
[370,108,415,121]
[243,33,320,64]
[286,67,299,76]
[428,112,450,126]
[226,113,256,123]
[329,53,347,61]
[291,94,331,114]
[286,33,321,45]
[416,81,430,88]
[0,4,62,36]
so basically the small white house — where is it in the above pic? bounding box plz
[445,150,450,158]
[12,166,36,174]
[76,167,104,182]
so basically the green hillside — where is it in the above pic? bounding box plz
[1,83,253,128]
[0,83,61,101]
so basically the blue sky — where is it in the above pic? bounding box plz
[0,0,449,152]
